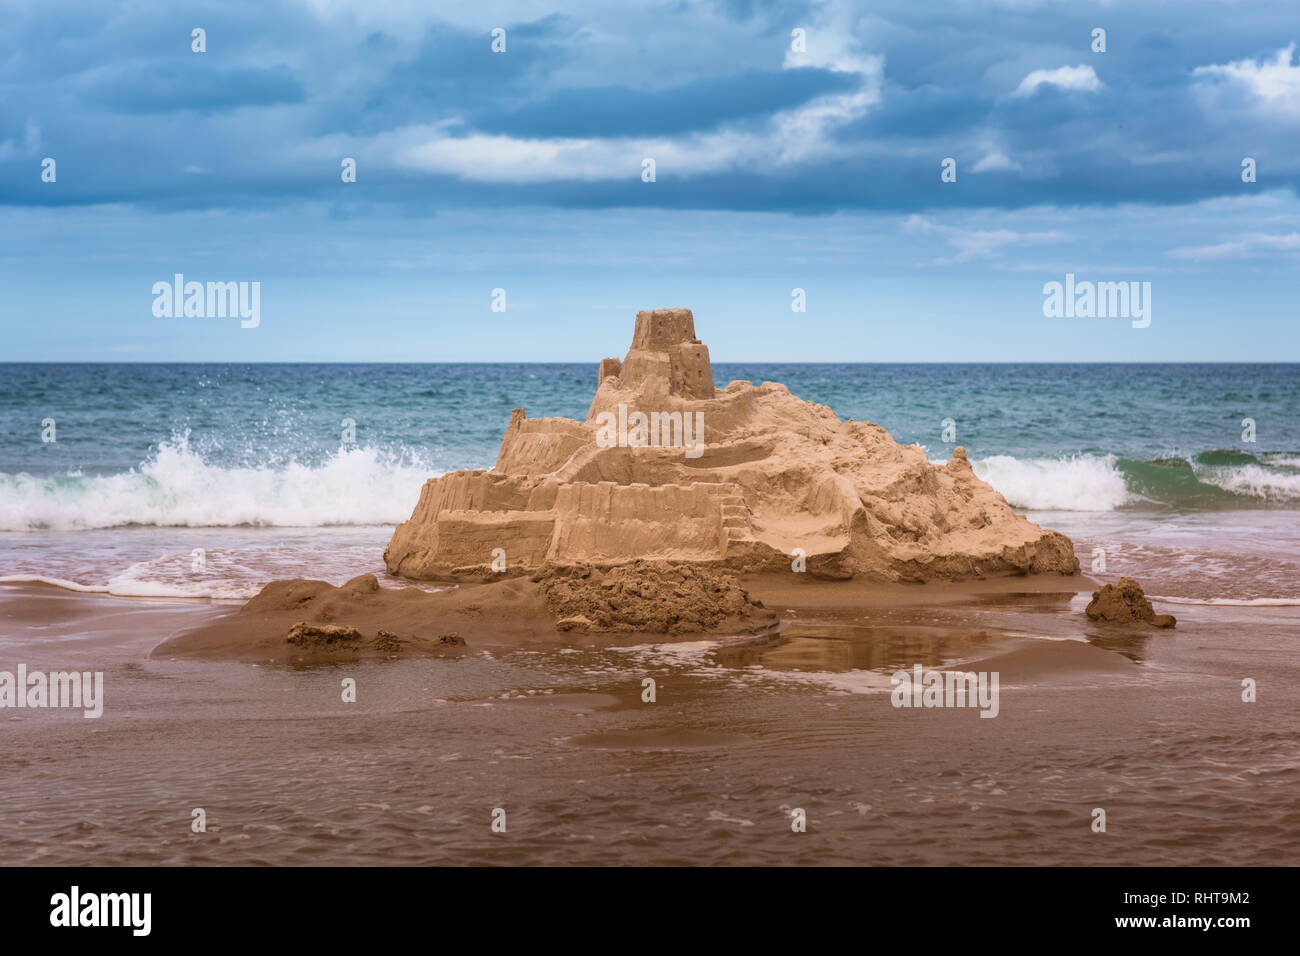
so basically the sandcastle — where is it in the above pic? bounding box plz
[384,309,1079,581]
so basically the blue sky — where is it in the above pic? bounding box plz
[1,0,1297,361]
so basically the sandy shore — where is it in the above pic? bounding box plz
[3,574,1295,867]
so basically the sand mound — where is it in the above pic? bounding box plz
[152,573,485,663]
[154,567,774,663]
[1085,577,1176,628]
[385,308,1077,583]
[538,560,774,634]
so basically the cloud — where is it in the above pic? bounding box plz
[477,69,860,138]
[971,151,1022,174]
[1167,231,1300,260]
[88,64,306,114]
[392,13,886,185]
[903,214,1061,263]
[0,120,41,160]
[1193,43,1300,115]
[0,0,1297,214]
[396,127,754,182]
[1012,65,1101,97]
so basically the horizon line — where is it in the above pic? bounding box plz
[3,359,1299,366]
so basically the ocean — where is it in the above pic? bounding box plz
[1,362,1298,601]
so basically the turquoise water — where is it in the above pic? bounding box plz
[2,362,1297,523]
[1,362,1297,600]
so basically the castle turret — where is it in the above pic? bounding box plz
[603,308,715,400]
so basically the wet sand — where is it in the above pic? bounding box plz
[2,576,1295,866]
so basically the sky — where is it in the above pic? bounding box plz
[0,0,1297,362]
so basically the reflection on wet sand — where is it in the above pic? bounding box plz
[969,591,1078,609]
[1082,626,1154,664]
[715,624,1007,673]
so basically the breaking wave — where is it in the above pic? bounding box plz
[4,437,1299,530]
[0,436,438,531]
[967,451,1300,512]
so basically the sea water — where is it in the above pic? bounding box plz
[1,361,1297,601]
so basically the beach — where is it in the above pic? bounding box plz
[7,0,1300,935]
[2,345,1298,866]
[2,570,1296,866]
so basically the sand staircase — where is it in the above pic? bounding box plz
[719,492,755,546]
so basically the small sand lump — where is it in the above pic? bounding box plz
[1085,577,1176,628]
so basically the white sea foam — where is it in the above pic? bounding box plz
[1149,595,1300,607]
[0,574,109,593]
[1195,464,1300,503]
[1260,454,1300,469]
[944,453,1300,510]
[753,667,897,695]
[104,560,266,601]
[0,438,439,531]
[2,568,281,601]
[5,434,1298,534]
[970,454,1132,511]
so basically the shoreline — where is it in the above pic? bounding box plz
[2,573,1295,866]
[150,567,1097,664]
[1,567,1124,666]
